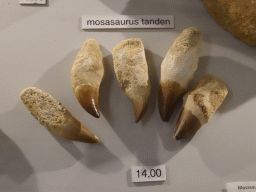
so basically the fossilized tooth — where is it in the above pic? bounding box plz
[20,87,100,144]
[158,27,202,122]
[112,38,150,123]
[173,74,228,140]
[71,39,104,118]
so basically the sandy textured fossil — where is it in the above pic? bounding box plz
[112,38,151,123]
[20,87,100,144]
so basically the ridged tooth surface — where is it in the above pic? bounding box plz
[174,74,228,140]
[20,87,100,144]
[112,38,150,123]
[71,39,104,118]
[158,27,202,122]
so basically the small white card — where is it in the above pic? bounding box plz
[131,165,166,183]
[82,15,174,29]
[227,182,256,192]
[19,0,46,4]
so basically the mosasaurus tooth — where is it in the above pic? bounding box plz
[112,38,151,123]
[173,74,228,140]
[20,87,100,144]
[71,39,104,118]
[158,27,202,122]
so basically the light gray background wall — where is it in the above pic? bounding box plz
[1,0,256,191]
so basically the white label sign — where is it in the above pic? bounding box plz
[82,15,174,29]
[227,182,256,192]
[131,165,166,183]
[19,0,46,4]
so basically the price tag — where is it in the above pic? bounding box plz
[227,182,256,192]
[131,165,166,183]
[19,0,46,4]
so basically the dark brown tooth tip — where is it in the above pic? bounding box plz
[158,85,176,122]
[132,97,148,123]
[75,85,100,118]
[173,108,202,140]
[77,124,100,144]
[158,82,186,122]
[77,133,100,144]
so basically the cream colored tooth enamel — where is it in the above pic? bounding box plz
[112,38,150,122]
[20,87,100,144]
[71,39,104,118]
[160,27,202,88]
[182,94,207,125]
[183,74,228,123]
[158,27,202,121]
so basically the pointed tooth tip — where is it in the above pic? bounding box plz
[84,134,101,144]
[75,85,100,118]
[94,136,101,144]
[173,130,187,140]
[158,82,186,122]
[174,108,202,140]
[78,124,101,144]
[88,108,100,118]
[173,133,179,140]
[77,135,100,144]
[134,109,144,123]
[132,97,149,123]
[84,134,100,144]
[159,111,171,122]
[161,117,169,122]
[135,116,141,123]
[79,101,100,118]
[92,137,101,144]
[159,107,175,122]
[79,99,100,118]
